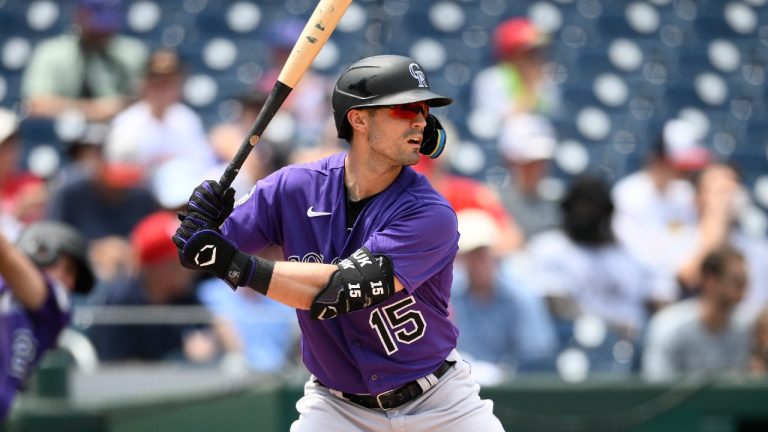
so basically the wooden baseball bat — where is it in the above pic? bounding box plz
[219,0,353,189]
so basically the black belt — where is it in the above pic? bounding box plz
[320,360,455,410]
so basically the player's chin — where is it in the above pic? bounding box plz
[401,151,421,166]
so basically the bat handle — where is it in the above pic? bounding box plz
[219,81,293,189]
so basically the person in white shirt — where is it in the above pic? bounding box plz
[611,119,711,304]
[528,176,670,340]
[105,48,216,179]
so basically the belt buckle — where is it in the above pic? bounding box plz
[375,387,398,410]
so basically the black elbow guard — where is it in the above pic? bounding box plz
[310,247,395,320]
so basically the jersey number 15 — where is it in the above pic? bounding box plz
[369,296,426,355]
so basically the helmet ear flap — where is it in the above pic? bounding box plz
[419,114,446,159]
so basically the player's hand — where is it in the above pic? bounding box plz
[186,180,236,229]
[176,227,253,290]
[173,211,209,251]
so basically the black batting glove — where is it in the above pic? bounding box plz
[173,211,211,251]
[187,180,236,229]
[177,228,254,290]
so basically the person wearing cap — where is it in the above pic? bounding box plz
[496,113,561,239]
[86,211,216,363]
[611,118,711,304]
[22,0,148,122]
[471,17,561,134]
[173,55,504,430]
[450,209,556,378]
[0,222,95,422]
[105,48,216,178]
[0,108,47,241]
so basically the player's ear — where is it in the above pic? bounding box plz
[347,109,369,135]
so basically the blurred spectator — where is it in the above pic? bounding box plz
[450,209,556,376]
[471,17,561,130]
[0,109,47,241]
[415,119,523,253]
[528,176,667,344]
[21,0,148,122]
[496,113,560,240]
[105,48,216,176]
[642,245,750,381]
[207,92,279,198]
[749,307,768,376]
[1,222,94,421]
[612,119,710,303]
[198,246,299,374]
[50,122,111,191]
[676,163,768,321]
[46,146,157,281]
[256,19,332,147]
[87,211,215,362]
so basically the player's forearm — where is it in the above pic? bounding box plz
[264,261,338,310]
[0,232,48,311]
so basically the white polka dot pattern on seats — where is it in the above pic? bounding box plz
[262,112,295,144]
[626,2,660,34]
[411,38,446,70]
[528,1,563,33]
[27,145,60,179]
[576,0,602,20]
[725,2,757,34]
[27,1,59,32]
[555,140,589,174]
[54,109,87,143]
[695,72,728,105]
[203,38,237,70]
[227,2,261,33]
[538,177,566,201]
[184,74,218,107]
[450,142,486,176]
[577,106,611,141]
[2,37,31,70]
[594,73,628,107]
[709,39,741,72]
[313,40,339,70]
[673,0,697,21]
[128,1,161,33]
[467,109,501,141]
[429,2,465,33]
[608,39,643,71]
[560,25,587,48]
[337,2,366,33]
[557,348,589,382]
[754,176,768,209]
[677,107,710,140]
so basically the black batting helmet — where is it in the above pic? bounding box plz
[16,222,95,295]
[332,55,453,140]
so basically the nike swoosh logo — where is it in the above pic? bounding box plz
[307,206,332,218]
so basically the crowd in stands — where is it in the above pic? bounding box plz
[2,0,768,390]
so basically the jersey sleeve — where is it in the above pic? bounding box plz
[365,203,458,293]
[221,169,286,253]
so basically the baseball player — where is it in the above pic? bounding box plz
[173,55,504,431]
[0,222,94,422]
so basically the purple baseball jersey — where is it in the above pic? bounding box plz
[222,152,459,395]
[0,276,70,420]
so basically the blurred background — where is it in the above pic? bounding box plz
[1,0,768,431]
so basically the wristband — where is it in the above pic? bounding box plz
[243,254,274,295]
